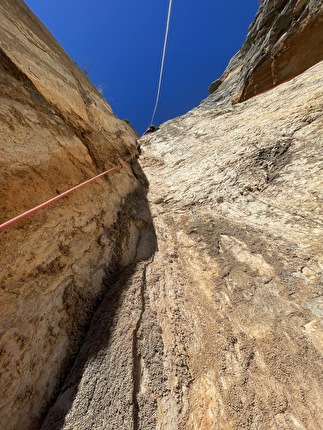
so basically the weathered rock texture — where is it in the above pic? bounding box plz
[2,0,323,429]
[209,0,323,103]
[0,1,150,429]
[42,2,323,430]
[43,60,323,430]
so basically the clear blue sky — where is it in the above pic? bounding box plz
[24,0,259,134]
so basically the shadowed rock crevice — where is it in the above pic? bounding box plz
[40,184,158,430]
[131,260,150,430]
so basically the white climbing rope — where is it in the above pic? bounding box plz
[150,0,173,126]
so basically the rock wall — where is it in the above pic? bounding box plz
[209,0,323,103]
[43,60,323,430]
[0,1,152,429]
[1,0,323,429]
[41,1,323,428]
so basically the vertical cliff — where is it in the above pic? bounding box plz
[1,0,323,429]
[209,0,323,103]
[43,61,323,430]
[0,1,154,429]
[42,1,322,429]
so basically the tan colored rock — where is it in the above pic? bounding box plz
[141,61,323,429]
[43,62,323,430]
[242,14,323,101]
[209,0,323,104]
[0,1,149,429]
[1,0,323,429]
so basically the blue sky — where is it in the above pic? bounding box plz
[24,0,259,134]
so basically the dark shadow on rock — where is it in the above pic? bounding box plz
[40,162,157,430]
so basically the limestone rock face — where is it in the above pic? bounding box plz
[209,0,323,103]
[0,1,149,429]
[1,0,323,429]
[44,53,323,430]
[138,62,323,429]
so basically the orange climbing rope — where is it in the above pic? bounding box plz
[0,145,139,231]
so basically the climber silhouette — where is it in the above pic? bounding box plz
[144,125,159,135]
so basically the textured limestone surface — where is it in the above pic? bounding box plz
[43,61,323,429]
[209,0,323,103]
[0,1,145,429]
[1,0,323,429]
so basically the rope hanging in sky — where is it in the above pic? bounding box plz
[150,0,173,126]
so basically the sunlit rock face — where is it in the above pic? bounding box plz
[209,0,323,103]
[45,21,322,430]
[1,0,323,429]
[0,1,149,429]
[133,61,323,430]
